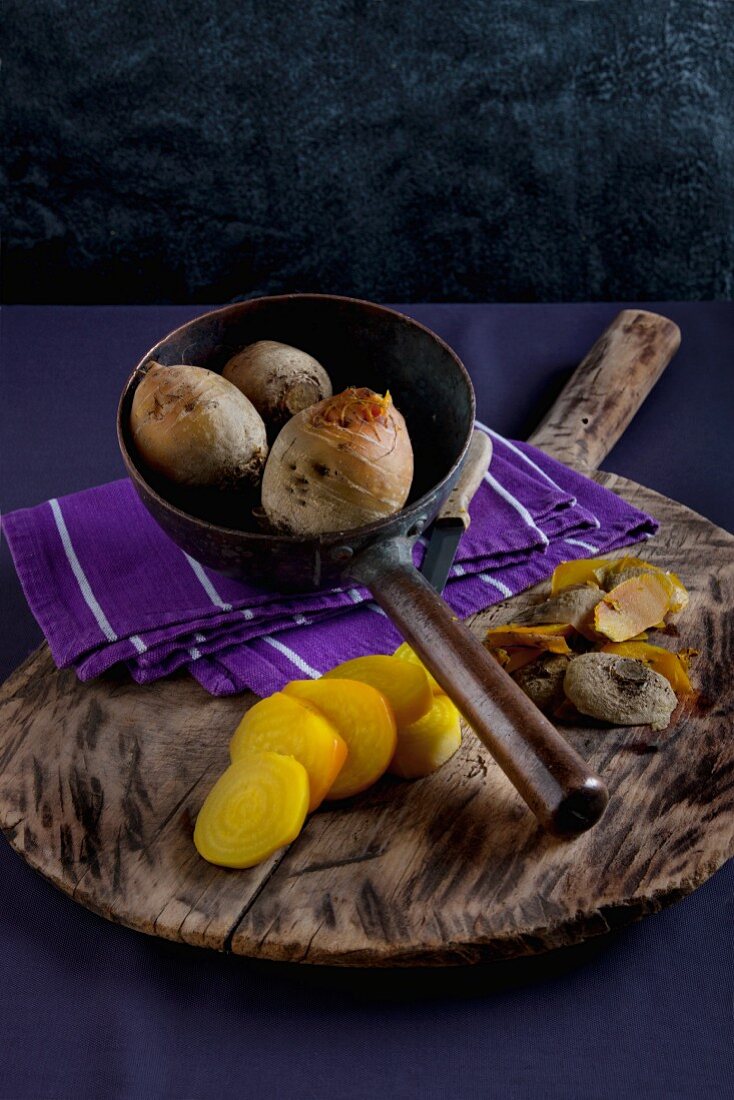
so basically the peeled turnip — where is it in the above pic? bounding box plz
[563,652,677,730]
[512,654,570,714]
[261,387,414,536]
[130,361,268,491]
[222,341,332,434]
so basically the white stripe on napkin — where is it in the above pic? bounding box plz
[263,635,319,678]
[49,498,119,643]
[483,472,550,546]
[476,420,571,498]
[454,561,513,598]
[564,537,599,553]
[477,573,513,598]
[183,554,233,610]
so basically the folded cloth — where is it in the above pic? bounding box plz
[3,426,657,697]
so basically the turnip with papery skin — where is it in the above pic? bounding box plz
[261,387,414,536]
[130,361,268,491]
[222,340,333,434]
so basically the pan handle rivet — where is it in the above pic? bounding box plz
[330,545,353,563]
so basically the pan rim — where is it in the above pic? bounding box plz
[116,293,477,547]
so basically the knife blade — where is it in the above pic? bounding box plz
[421,429,493,592]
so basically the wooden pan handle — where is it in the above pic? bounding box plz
[350,539,609,836]
[528,310,681,471]
[436,430,493,528]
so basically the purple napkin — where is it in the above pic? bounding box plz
[2,426,657,696]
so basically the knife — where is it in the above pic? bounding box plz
[421,429,493,592]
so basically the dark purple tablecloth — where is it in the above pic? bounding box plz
[1,303,732,1100]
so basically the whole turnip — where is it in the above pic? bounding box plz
[130,361,268,492]
[261,387,414,536]
[223,341,332,435]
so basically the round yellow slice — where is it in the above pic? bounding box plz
[230,692,347,811]
[323,654,432,725]
[284,678,396,799]
[389,694,462,779]
[193,752,309,869]
[392,642,445,694]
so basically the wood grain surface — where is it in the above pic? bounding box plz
[1,473,732,965]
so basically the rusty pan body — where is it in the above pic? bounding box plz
[117,294,473,591]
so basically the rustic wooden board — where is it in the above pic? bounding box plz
[2,471,733,965]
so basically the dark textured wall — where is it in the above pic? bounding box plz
[3,1,733,304]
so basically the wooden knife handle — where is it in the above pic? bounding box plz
[528,309,681,472]
[350,538,609,836]
[436,430,493,528]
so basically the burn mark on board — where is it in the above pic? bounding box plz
[357,878,408,941]
[76,697,104,751]
[292,843,387,876]
[59,823,75,875]
[116,738,155,854]
[68,767,104,843]
[648,737,734,818]
[622,742,660,755]
[79,834,101,879]
[708,574,723,603]
[320,893,336,929]
[665,825,705,860]
[32,756,44,812]
[113,829,123,892]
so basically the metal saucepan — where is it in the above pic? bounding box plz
[117,294,608,835]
